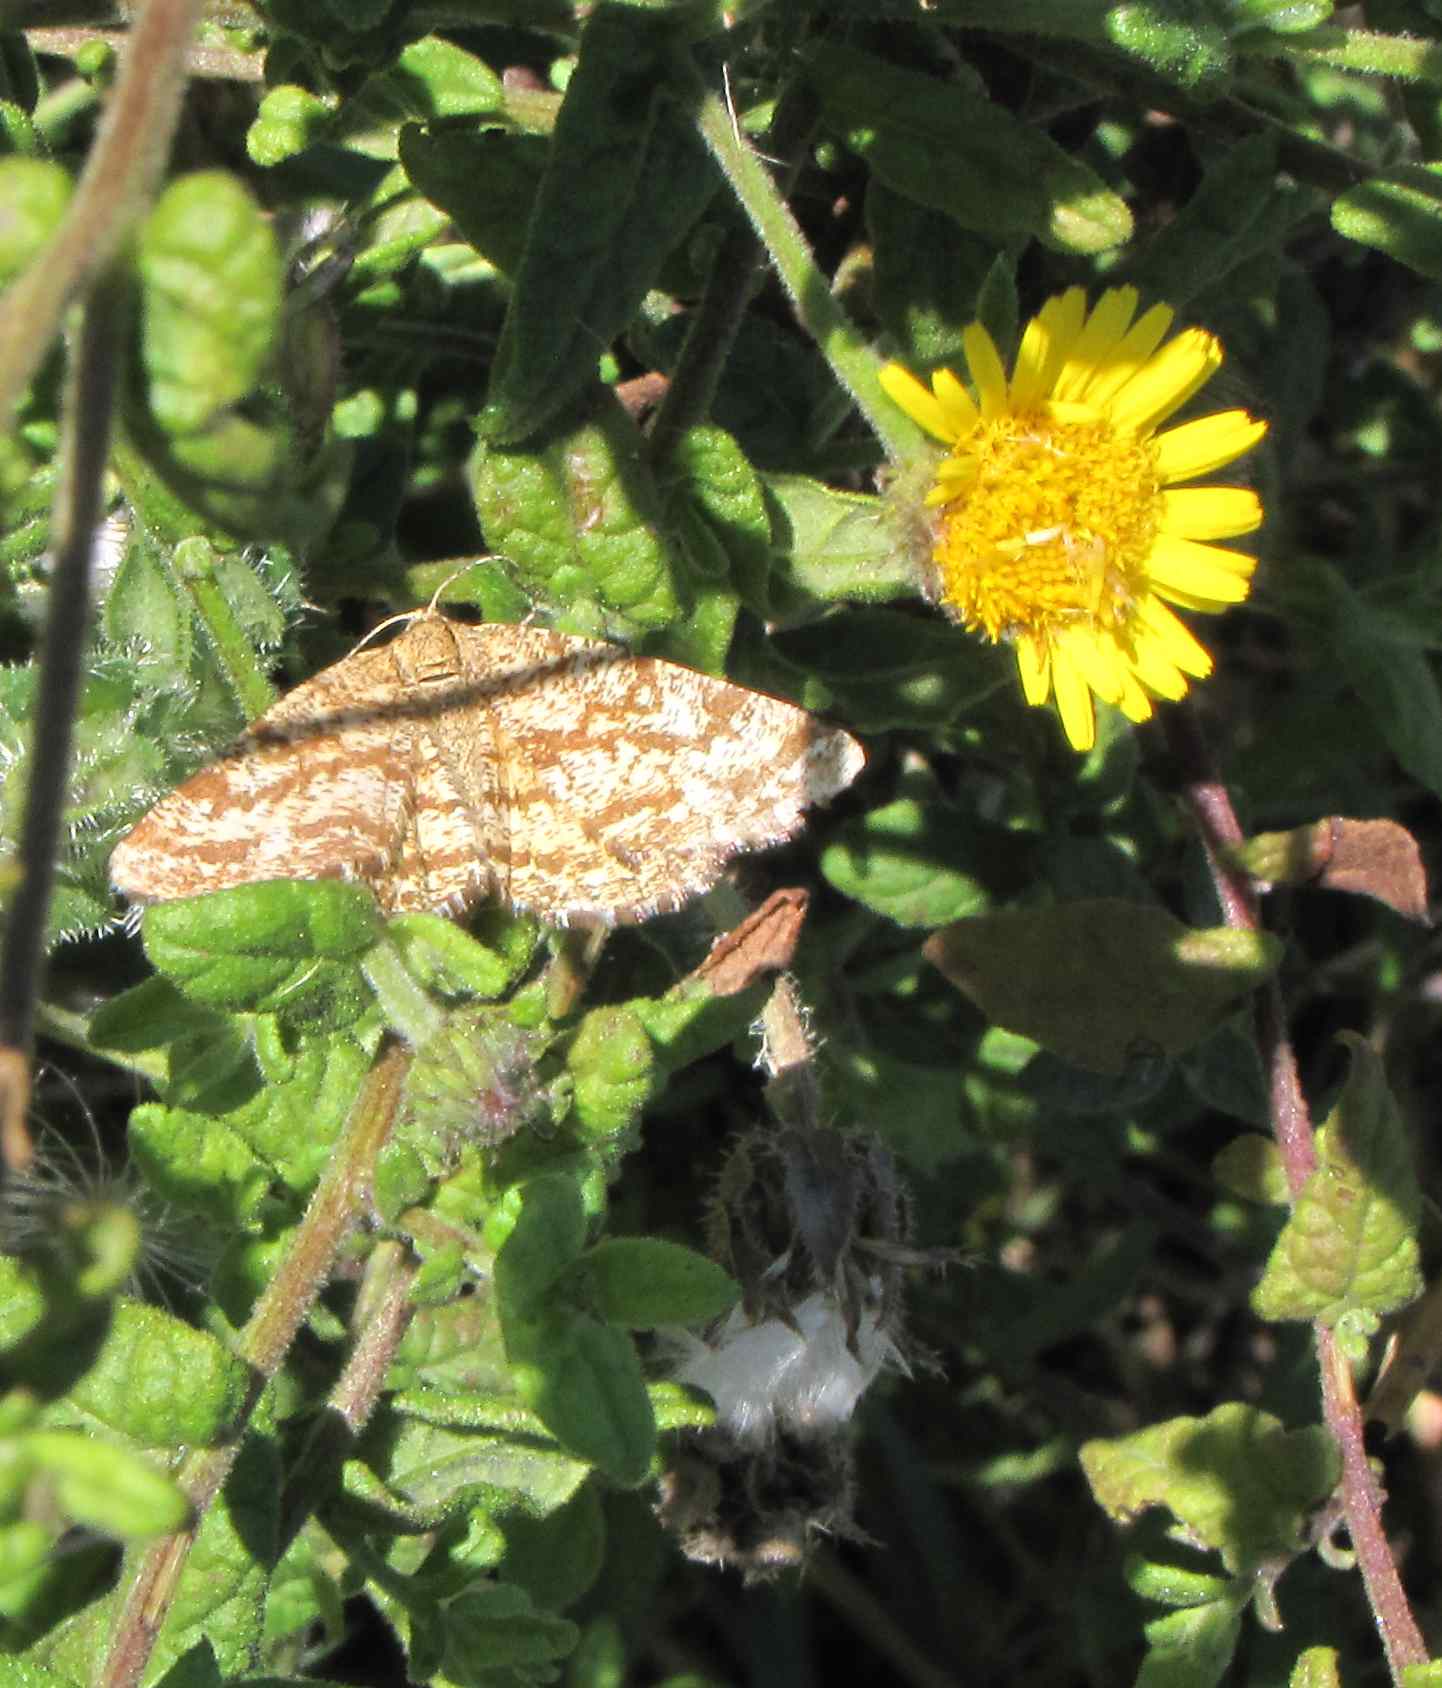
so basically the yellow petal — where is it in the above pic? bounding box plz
[1115,666,1154,722]
[1016,634,1051,705]
[1154,410,1268,483]
[879,363,953,442]
[1010,292,1085,410]
[1107,328,1222,436]
[1057,296,1172,407]
[1146,534,1256,606]
[932,366,980,436]
[1129,632,1188,700]
[1159,486,1263,541]
[962,322,1009,417]
[1137,595,1214,678]
[1052,288,1139,402]
[1060,625,1124,704]
[1051,649,1096,750]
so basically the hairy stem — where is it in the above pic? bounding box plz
[0,268,126,1174]
[688,72,923,466]
[96,1044,409,1688]
[1163,704,1423,1679]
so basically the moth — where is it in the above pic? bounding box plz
[110,615,865,925]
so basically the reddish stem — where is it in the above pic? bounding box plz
[1162,704,1424,1676]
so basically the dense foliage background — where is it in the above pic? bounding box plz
[7,1,1442,1685]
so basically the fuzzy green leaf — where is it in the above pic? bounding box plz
[565,1006,655,1141]
[360,1413,590,1527]
[141,881,381,1019]
[504,1309,655,1488]
[137,172,283,436]
[89,978,260,1113]
[1334,166,1442,282]
[1138,1596,1245,1688]
[26,1431,188,1539]
[471,395,683,631]
[764,476,916,611]
[1080,1403,1339,1575]
[441,1582,579,1682]
[807,42,1131,254]
[1253,1036,1423,1324]
[925,901,1282,1075]
[822,799,997,927]
[560,1239,738,1330]
[57,1299,249,1449]
[384,910,539,1002]
[127,1104,273,1231]
[480,7,714,442]
[224,1032,372,1193]
[400,126,548,277]
[491,1173,589,1320]
[145,1432,277,1678]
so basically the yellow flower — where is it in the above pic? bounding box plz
[879,287,1268,752]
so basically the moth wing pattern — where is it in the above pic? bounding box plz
[110,643,418,905]
[453,625,865,924]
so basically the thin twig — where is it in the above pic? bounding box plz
[95,1045,410,1688]
[0,267,126,1173]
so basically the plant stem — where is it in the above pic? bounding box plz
[277,1237,416,1552]
[1163,703,1424,1680]
[0,268,125,1175]
[95,1044,410,1688]
[688,74,925,467]
[0,0,204,426]
[647,76,818,467]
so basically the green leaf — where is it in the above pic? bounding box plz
[1253,1036,1423,1324]
[1334,165,1442,281]
[821,799,998,927]
[89,978,260,1113]
[565,1006,655,1141]
[764,476,917,611]
[26,1431,188,1539]
[1331,574,1442,799]
[384,909,539,1002]
[441,1582,579,1683]
[869,181,1001,372]
[559,1239,738,1330]
[58,1299,249,1448]
[1080,1403,1339,1575]
[925,901,1282,1075]
[1293,1647,1343,1688]
[1124,135,1296,309]
[224,1032,371,1193]
[806,42,1132,255]
[480,6,715,442]
[773,609,1008,731]
[658,425,775,619]
[400,126,548,277]
[0,1254,46,1351]
[142,881,381,1019]
[1212,1134,1289,1207]
[127,1104,273,1231]
[499,1481,604,1614]
[470,394,683,632]
[491,1173,589,1321]
[504,1309,655,1488]
[358,1411,590,1527]
[246,84,333,167]
[0,157,71,285]
[104,539,194,674]
[137,172,283,435]
[1137,1596,1245,1688]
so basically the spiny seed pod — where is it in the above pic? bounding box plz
[399,1008,556,1175]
